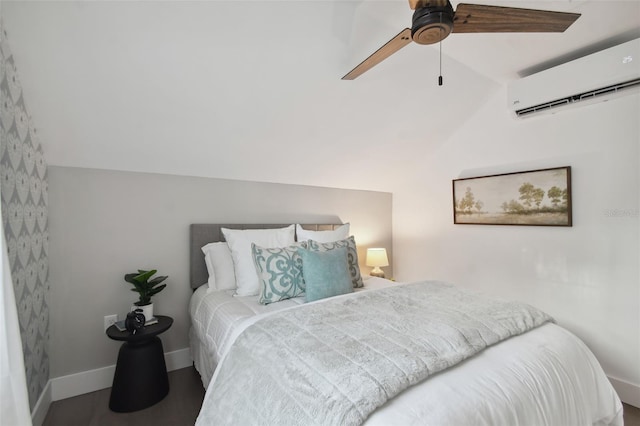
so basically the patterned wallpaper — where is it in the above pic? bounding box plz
[0,20,50,410]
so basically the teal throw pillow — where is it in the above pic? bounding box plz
[252,242,307,305]
[308,236,364,288]
[299,247,353,303]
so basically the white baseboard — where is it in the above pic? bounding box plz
[31,347,192,424]
[164,347,193,372]
[609,375,640,408]
[31,380,52,426]
[51,363,115,402]
[51,347,191,401]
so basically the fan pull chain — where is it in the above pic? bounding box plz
[438,13,443,86]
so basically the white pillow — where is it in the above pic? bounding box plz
[222,225,295,297]
[203,251,216,288]
[201,242,236,292]
[296,223,350,243]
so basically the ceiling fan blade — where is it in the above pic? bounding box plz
[342,28,413,80]
[408,0,449,11]
[452,3,580,33]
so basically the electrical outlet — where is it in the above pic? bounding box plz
[104,314,118,331]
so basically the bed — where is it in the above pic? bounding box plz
[189,223,623,425]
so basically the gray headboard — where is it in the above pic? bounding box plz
[190,224,343,289]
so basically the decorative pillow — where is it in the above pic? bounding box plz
[308,236,364,288]
[201,242,236,292]
[296,223,350,243]
[252,242,308,305]
[222,225,296,297]
[299,247,353,303]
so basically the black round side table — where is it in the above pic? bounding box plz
[106,315,173,412]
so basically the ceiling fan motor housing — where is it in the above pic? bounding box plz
[411,3,454,45]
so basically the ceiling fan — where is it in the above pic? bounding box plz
[342,0,581,82]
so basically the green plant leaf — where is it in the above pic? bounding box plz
[148,276,168,287]
[124,273,139,284]
[123,269,167,305]
[148,284,166,297]
[134,269,157,283]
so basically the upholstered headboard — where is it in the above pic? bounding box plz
[189,224,344,289]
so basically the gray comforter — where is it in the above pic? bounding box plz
[196,281,554,426]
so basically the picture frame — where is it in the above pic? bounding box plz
[453,166,572,226]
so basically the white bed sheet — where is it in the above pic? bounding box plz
[189,279,623,425]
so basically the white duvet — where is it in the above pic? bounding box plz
[190,278,623,425]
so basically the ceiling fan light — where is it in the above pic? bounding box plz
[411,4,454,45]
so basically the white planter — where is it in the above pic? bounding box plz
[131,303,154,322]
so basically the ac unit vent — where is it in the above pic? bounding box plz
[508,38,640,118]
[515,78,640,117]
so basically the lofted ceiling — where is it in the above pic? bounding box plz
[2,0,639,192]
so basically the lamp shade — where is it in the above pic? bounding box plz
[366,248,389,267]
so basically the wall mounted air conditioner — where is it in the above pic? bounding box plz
[508,38,640,118]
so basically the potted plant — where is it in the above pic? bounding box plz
[124,269,168,321]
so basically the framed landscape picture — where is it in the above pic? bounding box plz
[453,166,572,226]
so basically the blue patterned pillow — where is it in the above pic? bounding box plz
[252,242,307,305]
[307,236,363,288]
[298,247,353,302]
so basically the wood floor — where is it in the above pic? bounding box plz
[43,366,640,426]
[629,404,640,426]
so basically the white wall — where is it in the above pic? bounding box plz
[47,166,392,378]
[393,89,639,403]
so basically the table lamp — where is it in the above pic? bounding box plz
[366,248,389,278]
